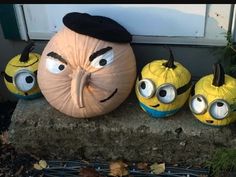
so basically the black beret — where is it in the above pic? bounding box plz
[63,12,132,43]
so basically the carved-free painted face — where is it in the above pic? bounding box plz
[189,64,236,126]
[135,49,192,118]
[3,42,41,99]
[37,27,136,118]
[136,60,191,118]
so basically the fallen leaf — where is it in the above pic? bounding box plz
[33,163,43,170]
[0,131,9,145]
[33,160,47,170]
[109,160,129,177]
[80,167,100,177]
[150,163,165,175]
[39,160,47,169]
[136,162,149,171]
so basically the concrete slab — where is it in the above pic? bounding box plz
[8,93,236,165]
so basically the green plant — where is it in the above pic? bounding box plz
[217,32,236,77]
[207,148,236,177]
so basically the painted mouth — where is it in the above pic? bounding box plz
[100,88,118,103]
[150,103,160,108]
[206,120,214,124]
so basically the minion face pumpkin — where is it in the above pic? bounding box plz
[136,48,192,118]
[37,13,136,118]
[2,42,41,99]
[189,63,236,126]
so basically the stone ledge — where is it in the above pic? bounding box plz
[9,94,236,165]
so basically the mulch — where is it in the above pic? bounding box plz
[0,100,45,176]
[0,143,44,177]
[0,100,43,176]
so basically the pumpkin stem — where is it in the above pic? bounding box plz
[212,63,225,87]
[19,42,35,62]
[163,46,176,69]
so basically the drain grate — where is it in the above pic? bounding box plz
[39,160,209,177]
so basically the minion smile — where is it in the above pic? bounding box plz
[151,103,160,108]
[206,120,214,124]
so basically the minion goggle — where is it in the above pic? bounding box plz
[137,78,192,104]
[189,95,236,120]
[4,69,37,92]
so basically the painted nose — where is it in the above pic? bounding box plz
[71,68,91,108]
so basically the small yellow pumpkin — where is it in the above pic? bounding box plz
[136,48,192,118]
[189,63,236,126]
[2,42,41,99]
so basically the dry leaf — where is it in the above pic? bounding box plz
[33,163,43,170]
[109,160,129,177]
[39,160,47,169]
[0,131,9,144]
[136,162,149,171]
[33,160,47,170]
[150,163,165,175]
[80,167,100,177]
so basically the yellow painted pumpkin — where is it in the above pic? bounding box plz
[2,42,41,99]
[136,48,192,118]
[189,63,236,126]
[37,12,136,118]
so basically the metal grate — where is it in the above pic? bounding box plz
[39,160,209,177]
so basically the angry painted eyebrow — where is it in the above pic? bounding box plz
[89,47,112,62]
[47,52,68,64]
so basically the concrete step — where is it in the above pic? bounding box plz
[8,93,236,166]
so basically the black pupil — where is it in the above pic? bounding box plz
[25,76,33,83]
[197,97,202,102]
[99,59,107,66]
[141,82,146,89]
[58,64,65,71]
[159,90,167,97]
[217,102,224,107]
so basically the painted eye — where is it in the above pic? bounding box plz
[46,57,66,74]
[189,95,208,114]
[90,50,114,69]
[14,70,36,92]
[156,84,177,104]
[209,100,230,119]
[138,79,155,98]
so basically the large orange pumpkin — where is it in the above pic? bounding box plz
[37,12,136,118]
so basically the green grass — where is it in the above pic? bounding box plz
[207,148,236,177]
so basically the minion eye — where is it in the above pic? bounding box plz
[209,100,230,119]
[14,69,36,92]
[90,48,114,69]
[156,84,176,104]
[138,79,155,98]
[189,95,208,114]
[46,57,66,74]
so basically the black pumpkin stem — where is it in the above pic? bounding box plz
[163,46,176,69]
[19,42,35,62]
[212,63,225,87]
